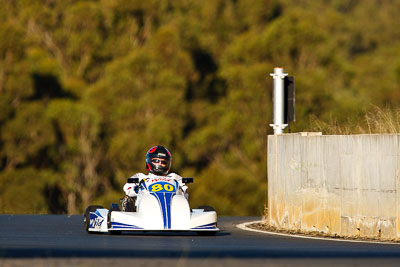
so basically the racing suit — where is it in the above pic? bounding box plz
[121,172,188,211]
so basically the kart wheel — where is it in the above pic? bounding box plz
[197,206,216,212]
[110,203,120,211]
[84,205,104,233]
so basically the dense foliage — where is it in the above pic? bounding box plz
[1,0,400,215]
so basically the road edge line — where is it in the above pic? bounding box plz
[236,221,400,245]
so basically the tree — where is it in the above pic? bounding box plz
[47,99,102,214]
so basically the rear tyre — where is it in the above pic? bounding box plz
[84,205,104,233]
[197,206,216,212]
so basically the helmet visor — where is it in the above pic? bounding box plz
[151,158,167,166]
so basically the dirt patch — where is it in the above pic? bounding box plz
[247,222,400,244]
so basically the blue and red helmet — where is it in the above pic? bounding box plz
[145,145,172,175]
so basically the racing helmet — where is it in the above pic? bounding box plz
[145,145,172,175]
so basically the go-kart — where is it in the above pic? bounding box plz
[83,177,219,235]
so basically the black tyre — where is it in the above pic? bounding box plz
[110,203,120,211]
[197,206,216,212]
[84,205,104,233]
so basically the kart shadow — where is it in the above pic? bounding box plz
[116,230,231,237]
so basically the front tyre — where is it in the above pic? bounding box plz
[197,206,216,212]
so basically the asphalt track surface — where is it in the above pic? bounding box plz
[1,215,400,266]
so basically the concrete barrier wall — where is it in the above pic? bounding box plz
[267,133,400,239]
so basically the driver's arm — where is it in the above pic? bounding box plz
[167,173,188,198]
[124,173,145,196]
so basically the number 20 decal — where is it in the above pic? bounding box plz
[149,182,175,193]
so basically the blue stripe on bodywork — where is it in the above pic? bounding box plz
[191,222,217,229]
[140,181,148,191]
[94,210,103,218]
[191,227,218,230]
[197,222,217,227]
[151,192,175,229]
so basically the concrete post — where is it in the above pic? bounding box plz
[270,67,288,134]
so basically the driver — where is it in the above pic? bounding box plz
[121,145,188,211]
